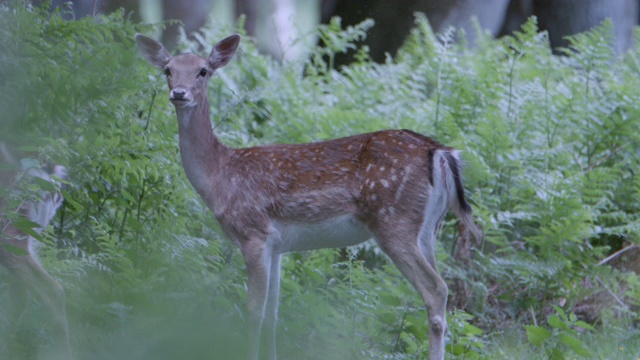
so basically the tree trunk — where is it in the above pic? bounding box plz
[102,0,142,23]
[320,0,511,65]
[534,0,638,53]
[235,0,261,36]
[161,0,213,50]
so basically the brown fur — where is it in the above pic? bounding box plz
[136,33,481,360]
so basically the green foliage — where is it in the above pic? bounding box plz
[309,17,374,75]
[525,306,595,359]
[1,2,639,359]
[446,311,485,358]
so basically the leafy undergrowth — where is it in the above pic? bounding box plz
[1,2,639,359]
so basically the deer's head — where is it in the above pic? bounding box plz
[25,164,68,230]
[1,142,68,232]
[135,34,240,108]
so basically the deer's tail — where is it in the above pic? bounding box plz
[441,150,482,241]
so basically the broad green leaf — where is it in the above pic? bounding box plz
[446,344,466,356]
[399,332,419,354]
[574,320,595,331]
[62,192,85,211]
[560,334,591,357]
[525,325,552,346]
[11,217,41,239]
[549,347,566,360]
[548,314,563,328]
[463,323,484,336]
[0,242,29,256]
[548,314,572,332]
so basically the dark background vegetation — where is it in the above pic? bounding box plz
[1,0,640,359]
[29,0,640,59]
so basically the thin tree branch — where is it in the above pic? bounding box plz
[597,244,637,266]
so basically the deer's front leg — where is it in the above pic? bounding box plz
[263,252,281,360]
[241,239,272,360]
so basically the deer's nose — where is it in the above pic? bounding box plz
[171,89,187,100]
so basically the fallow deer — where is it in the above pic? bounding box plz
[136,33,481,360]
[0,143,70,358]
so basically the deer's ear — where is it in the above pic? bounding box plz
[135,34,171,68]
[208,34,240,70]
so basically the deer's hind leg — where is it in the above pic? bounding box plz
[375,225,448,360]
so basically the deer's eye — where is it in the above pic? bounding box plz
[199,68,208,77]
[164,68,171,77]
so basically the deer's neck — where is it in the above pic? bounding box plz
[175,96,229,207]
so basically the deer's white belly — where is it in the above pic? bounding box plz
[270,216,373,253]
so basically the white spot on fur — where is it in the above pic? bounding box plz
[394,166,412,202]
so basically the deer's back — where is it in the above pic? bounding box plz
[217,130,448,238]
